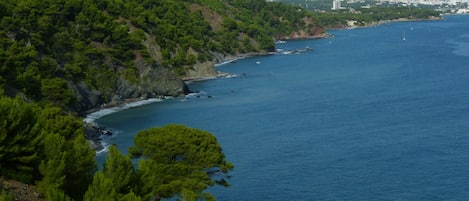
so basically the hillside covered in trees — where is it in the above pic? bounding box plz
[0,0,442,200]
[0,0,325,200]
[0,97,232,201]
[311,7,441,28]
[0,0,325,115]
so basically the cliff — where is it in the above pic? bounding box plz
[0,0,326,115]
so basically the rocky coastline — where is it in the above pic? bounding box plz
[81,51,278,150]
[81,28,329,150]
[83,16,437,150]
[84,123,112,150]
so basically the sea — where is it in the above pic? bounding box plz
[91,14,469,201]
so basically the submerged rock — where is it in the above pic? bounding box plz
[84,123,112,151]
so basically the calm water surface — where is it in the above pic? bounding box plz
[95,15,469,200]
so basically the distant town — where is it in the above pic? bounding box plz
[268,0,469,13]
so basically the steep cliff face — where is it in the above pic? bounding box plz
[71,82,103,115]
[70,57,188,115]
[182,61,218,81]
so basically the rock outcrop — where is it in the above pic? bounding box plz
[182,61,218,81]
[70,59,189,115]
[71,82,104,116]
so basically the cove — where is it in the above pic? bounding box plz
[94,15,469,200]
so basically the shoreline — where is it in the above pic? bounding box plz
[83,52,272,122]
[83,16,443,151]
[83,97,165,124]
[182,51,276,83]
[84,97,167,151]
[328,16,443,31]
[82,53,258,151]
[84,16,442,122]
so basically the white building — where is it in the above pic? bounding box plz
[375,0,469,5]
[332,0,343,9]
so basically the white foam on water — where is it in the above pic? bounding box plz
[84,98,164,124]
[182,91,209,101]
[94,129,123,155]
[95,141,110,155]
[215,58,239,67]
[224,74,239,79]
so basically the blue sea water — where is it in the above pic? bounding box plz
[94,15,469,200]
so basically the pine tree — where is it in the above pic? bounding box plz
[130,124,234,201]
[118,191,142,201]
[63,134,97,201]
[0,96,43,183]
[44,188,73,201]
[37,133,67,195]
[37,106,97,201]
[83,172,117,201]
[84,145,138,200]
[102,145,134,195]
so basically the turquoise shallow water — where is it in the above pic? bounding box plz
[95,15,469,200]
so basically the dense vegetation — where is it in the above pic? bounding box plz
[281,0,345,11]
[0,0,442,200]
[0,95,232,201]
[1,0,321,200]
[84,124,232,201]
[276,0,441,28]
[0,0,323,114]
[311,7,441,28]
[0,95,96,200]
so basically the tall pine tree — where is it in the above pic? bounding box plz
[0,96,43,182]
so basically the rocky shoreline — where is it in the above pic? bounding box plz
[83,97,169,151]
[81,51,278,150]
[83,16,440,150]
[84,123,113,150]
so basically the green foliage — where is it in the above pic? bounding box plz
[37,133,67,195]
[37,107,96,200]
[41,78,74,106]
[0,96,42,183]
[124,68,139,84]
[39,110,96,201]
[0,0,323,111]
[0,96,96,200]
[356,7,441,21]
[118,191,142,201]
[0,190,15,201]
[85,145,143,201]
[44,188,74,201]
[83,172,117,201]
[0,79,4,96]
[310,6,441,28]
[62,134,97,201]
[86,125,233,201]
[130,124,234,200]
[0,95,233,200]
[0,1,440,200]
[102,145,134,195]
